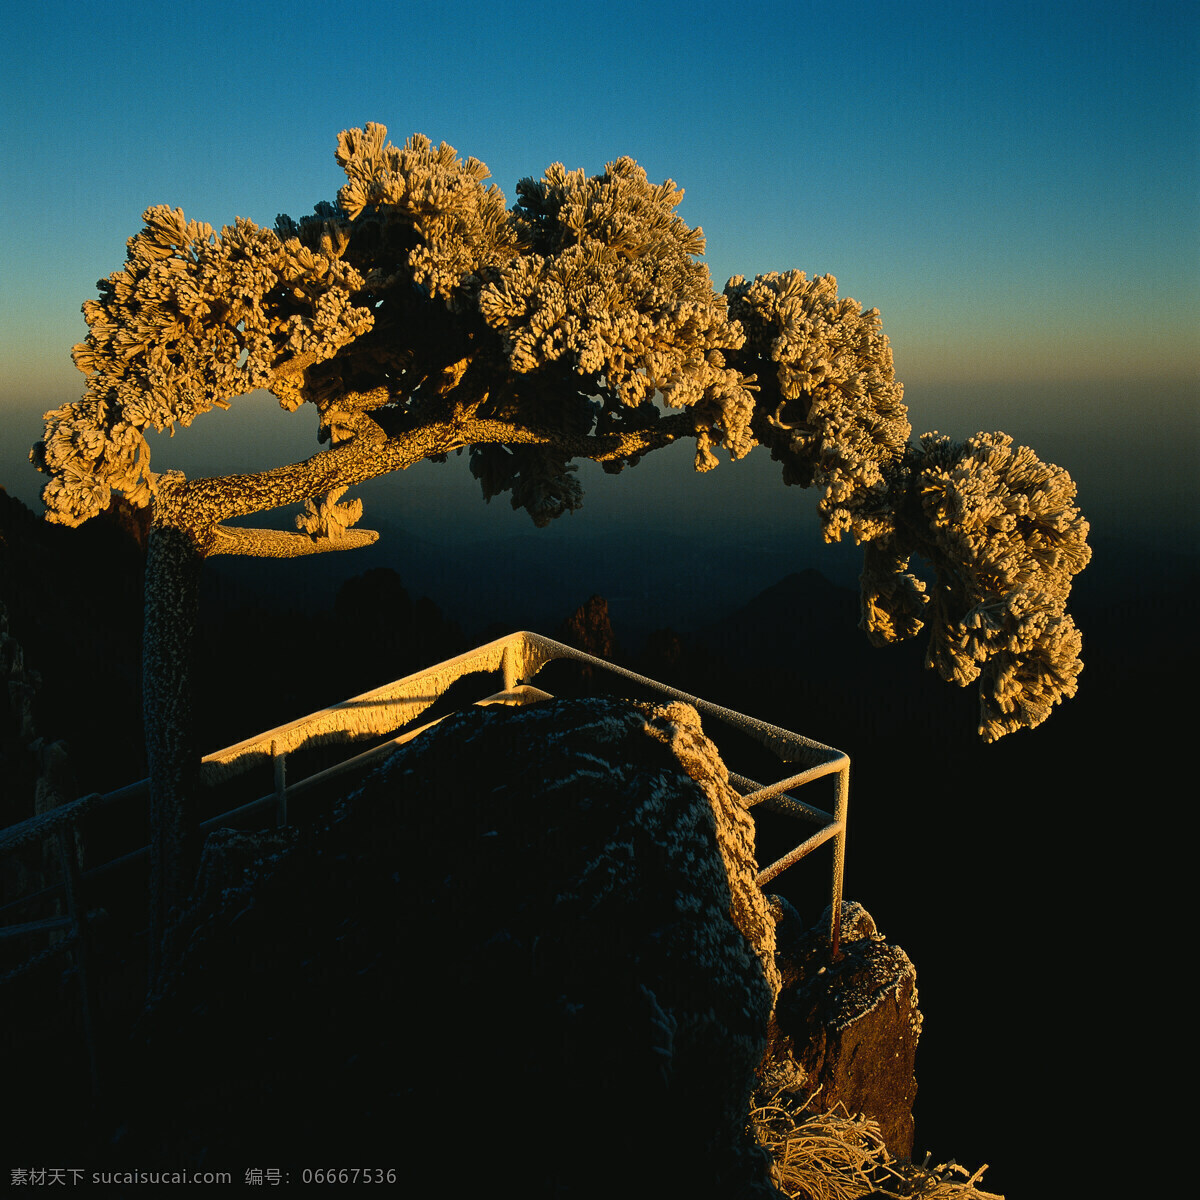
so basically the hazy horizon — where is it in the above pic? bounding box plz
[6,374,1195,563]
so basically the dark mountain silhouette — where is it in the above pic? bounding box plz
[193,567,465,754]
[200,512,864,642]
[694,568,888,680]
[0,487,146,806]
[0,491,467,817]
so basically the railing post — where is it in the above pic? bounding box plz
[57,823,99,1097]
[272,740,288,827]
[829,762,849,960]
[501,640,520,692]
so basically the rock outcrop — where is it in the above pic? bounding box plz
[770,898,921,1158]
[117,697,785,1197]
[558,593,618,662]
[551,594,619,692]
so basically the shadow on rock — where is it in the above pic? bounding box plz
[109,697,784,1198]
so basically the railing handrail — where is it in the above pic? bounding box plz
[0,782,145,857]
[197,631,849,782]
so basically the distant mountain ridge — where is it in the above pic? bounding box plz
[203,512,868,640]
[695,569,865,662]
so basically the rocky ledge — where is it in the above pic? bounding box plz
[104,696,920,1196]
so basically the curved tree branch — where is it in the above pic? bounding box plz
[164,411,696,551]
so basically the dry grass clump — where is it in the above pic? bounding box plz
[752,1093,889,1199]
[750,1091,1004,1200]
[884,1157,1005,1199]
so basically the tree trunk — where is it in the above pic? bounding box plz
[143,519,203,987]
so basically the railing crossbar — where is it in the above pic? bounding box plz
[756,820,846,888]
[0,914,74,939]
[730,770,845,822]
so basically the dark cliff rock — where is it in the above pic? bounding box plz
[115,697,785,1197]
[0,489,145,801]
[5,685,925,1187]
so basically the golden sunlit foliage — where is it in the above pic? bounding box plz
[32,123,1089,738]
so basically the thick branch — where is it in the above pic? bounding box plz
[168,411,695,551]
[209,525,380,558]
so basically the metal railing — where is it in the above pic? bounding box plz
[1,631,849,1088]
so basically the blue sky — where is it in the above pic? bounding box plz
[1,0,1196,542]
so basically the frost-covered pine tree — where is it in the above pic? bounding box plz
[32,124,1090,956]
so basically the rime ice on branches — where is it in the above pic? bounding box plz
[33,123,1090,740]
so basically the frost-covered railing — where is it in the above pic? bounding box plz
[195,631,850,945]
[0,631,849,1087]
